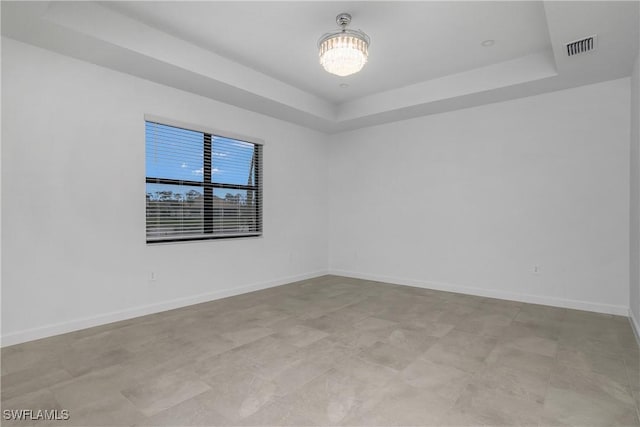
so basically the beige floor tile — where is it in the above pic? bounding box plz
[624,347,640,386]
[451,382,543,426]
[470,364,549,403]
[559,333,624,358]
[201,365,279,422]
[515,303,566,324]
[353,316,398,331]
[60,346,135,378]
[3,275,639,426]
[121,368,211,417]
[453,312,515,337]
[233,398,316,426]
[549,363,635,407]
[65,328,113,352]
[371,324,440,356]
[119,346,201,383]
[406,320,455,337]
[508,335,558,357]
[557,343,629,385]
[191,346,258,378]
[273,324,330,347]
[421,330,497,373]
[326,327,380,351]
[478,298,522,318]
[506,319,563,342]
[333,355,398,388]
[251,337,345,383]
[346,380,454,426]
[543,386,640,426]
[229,335,299,366]
[347,297,395,316]
[439,292,486,308]
[140,389,233,426]
[110,321,175,353]
[62,394,146,427]
[2,366,72,402]
[387,327,439,354]
[321,304,371,323]
[357,341,416,371]
[400,358,471,400]
[1,342,66,377]
[2,389,62,412]
[51,364,135,410]
[486,345,555,376]
[220,326,274,347]
[270,353,336,397]
[185,332,237,358]
[435,303,483,326]
[561,312,635,350]
[280,368,378,425]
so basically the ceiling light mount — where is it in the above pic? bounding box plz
[318,12,370,77]
[336,13,352,28]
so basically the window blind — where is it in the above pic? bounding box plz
[145,120,262,243]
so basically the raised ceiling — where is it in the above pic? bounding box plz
[2,1,639,133]
[102,1,552,103]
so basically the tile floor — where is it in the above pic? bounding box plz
[2,275,639,426]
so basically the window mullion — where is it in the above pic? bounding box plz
[203,134,213,234]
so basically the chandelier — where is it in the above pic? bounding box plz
[318,13,370,77]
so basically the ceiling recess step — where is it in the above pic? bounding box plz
[565,35,597,57]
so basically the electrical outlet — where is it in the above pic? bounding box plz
[533,265,541,274]
[150,272,157,281]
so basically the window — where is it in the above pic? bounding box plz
[145,118,262,243]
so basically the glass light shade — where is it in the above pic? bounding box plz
[319,33,369,77]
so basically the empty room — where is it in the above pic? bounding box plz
[2,1,640,426]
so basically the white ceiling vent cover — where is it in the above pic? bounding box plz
[565,35,597,57]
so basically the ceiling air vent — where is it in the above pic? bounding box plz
[565,35,597,57]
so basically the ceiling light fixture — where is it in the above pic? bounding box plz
[318,13,370,77]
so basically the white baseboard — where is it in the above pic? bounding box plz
[329,269,629,316]
[4,269,630,347]
[630,310,640,349]
[1,270,328,347]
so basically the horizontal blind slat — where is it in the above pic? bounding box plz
[146,120,262,243]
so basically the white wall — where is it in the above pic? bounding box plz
[329,79,631,315]
[2,36,635,346]
[1,38,329,345]
[631,53,640,334]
